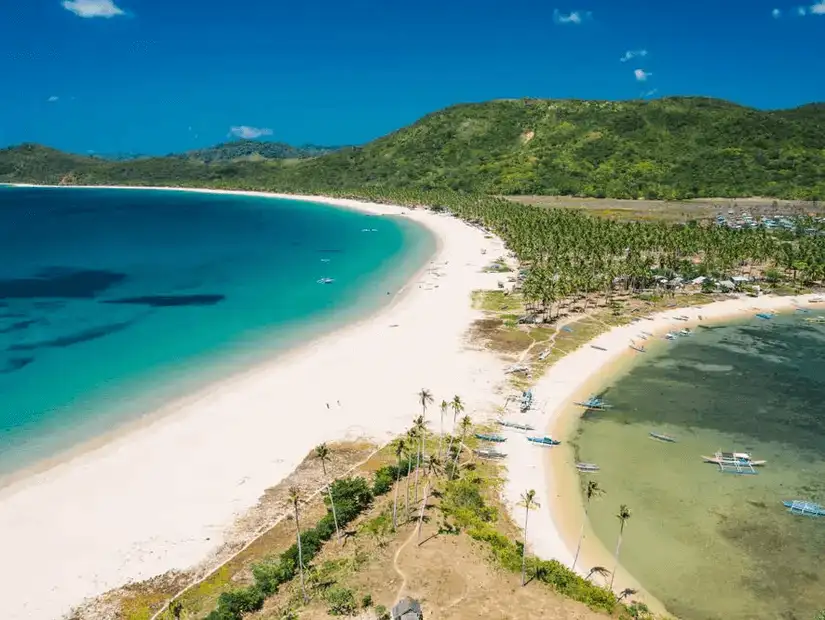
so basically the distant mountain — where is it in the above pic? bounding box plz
[2,97,824,199]
[172,140,345,163]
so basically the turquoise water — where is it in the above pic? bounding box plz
[575,311,825,619]
[0,187,434,476]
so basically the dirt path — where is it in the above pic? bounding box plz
[391,524,421,602]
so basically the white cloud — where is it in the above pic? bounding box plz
[772,8,781,17]
[634,69,652,81]
[62,0,125,18]
[810,1,825,13]
[229,126,273,139]
[553,9,591,24]
[47,95,59,102]
[620,49,647,62]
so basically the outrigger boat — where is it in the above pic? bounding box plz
[665,332,679,341]
[756,312,774,320]
[629,344,647,353]
[475,448,506,460]
[573,395,613,410]
[810,296,824,303]
[702,451,765,474]
[649,432,677,443]
[527,435,561,446]
[496,420,535,431]
[520,389,534,413]
[590,344,607,351]
[678,328,692,336]
[805,316,825,324]
[475,433,506,443]
[316,277,335,284]
[576,463,600,473]
[783,500,825,517]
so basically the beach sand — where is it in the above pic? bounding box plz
[498,293,821,615]
[0,188,509,620]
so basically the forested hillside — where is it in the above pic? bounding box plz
[2,97,824,200]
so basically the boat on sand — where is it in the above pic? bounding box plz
[527,435,561,446]
[649,432,677,443]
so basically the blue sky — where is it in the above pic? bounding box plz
[1,0,823,155]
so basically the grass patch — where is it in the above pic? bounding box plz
[472,290,524,312]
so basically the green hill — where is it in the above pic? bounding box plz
[173,140,343,163]
[2,97,824,199]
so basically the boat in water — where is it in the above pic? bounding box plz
[783,500,825,517]
[574,395,613,410]
[527,435,561,446]
[576,462,600,473]
[475,433,506,443]
[703,451,765,474]
[316,277,335,284]
[805,316,825,324]
[756,312,774,320]
[496,420,535,431]
[679,328,692,336]
[665,332,679,340]
[649,432,677,443]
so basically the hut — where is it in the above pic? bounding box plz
[392,597,423,620]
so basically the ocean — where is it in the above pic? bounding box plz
[0,187,434,477]
[574,311,825,620]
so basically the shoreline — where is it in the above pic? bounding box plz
[499,292,820,615]
[0,185,509,620]
[0,186,434,490]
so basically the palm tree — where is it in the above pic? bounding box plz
[450,414,472,477]
[289,485,308,603]
[618,588,638,601]
[518,489,540,586]
[391,437,406,531]
[412,414,427,503]
[416,455,443,545]
[404,427,416,521]
[585,565,611,582]
[610,504,632,590]
[315,443,340,543]
[414,389,433,501]
[438,399,449,458]
[444,395,465,472]
[572,480,603,571]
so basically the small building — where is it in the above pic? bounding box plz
[718,280,735,290]
[392,597,423,620]
[692,276,707,285]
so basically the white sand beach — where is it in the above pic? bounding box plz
[0,188,509,620]
[498,293,821,613]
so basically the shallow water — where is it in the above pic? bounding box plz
[0,187,433,475]
[575,312,825,620]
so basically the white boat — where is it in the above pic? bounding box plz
[679,328,692,336]
[317,277,335,284]
[702,452,767,467]
[665,332,679,340]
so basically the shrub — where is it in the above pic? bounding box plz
[375,604,390,620]
[251,556,294,595]
[325,586,358,616]
[361,593,373,608]
[214,586,265,619]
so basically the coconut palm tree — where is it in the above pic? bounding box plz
[412,414,427,503]
[391,437,406,531]
[572,479,604,571]
[414,389,433,500]
[289,485,307,602]
[404,427,416,521]
[610,504,632,590]
[416,455,443,545]
[314,443,340,543]
[518,489,540,586]
[585,566,611,582]
[438,399,449,458]
[444,395,465,471]
[450,414,472,478]
[619,588,639,601]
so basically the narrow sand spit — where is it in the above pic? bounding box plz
[0,188,508,620]
[498,293,820,614]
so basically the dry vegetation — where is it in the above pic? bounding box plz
[506,195,825,223]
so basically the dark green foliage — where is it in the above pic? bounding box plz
[3,97,825,199]
[361,593,373,608]
[372,463,402,495]
[375,604,391,620]
[214,586,265,617]
[324,586,358,616]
